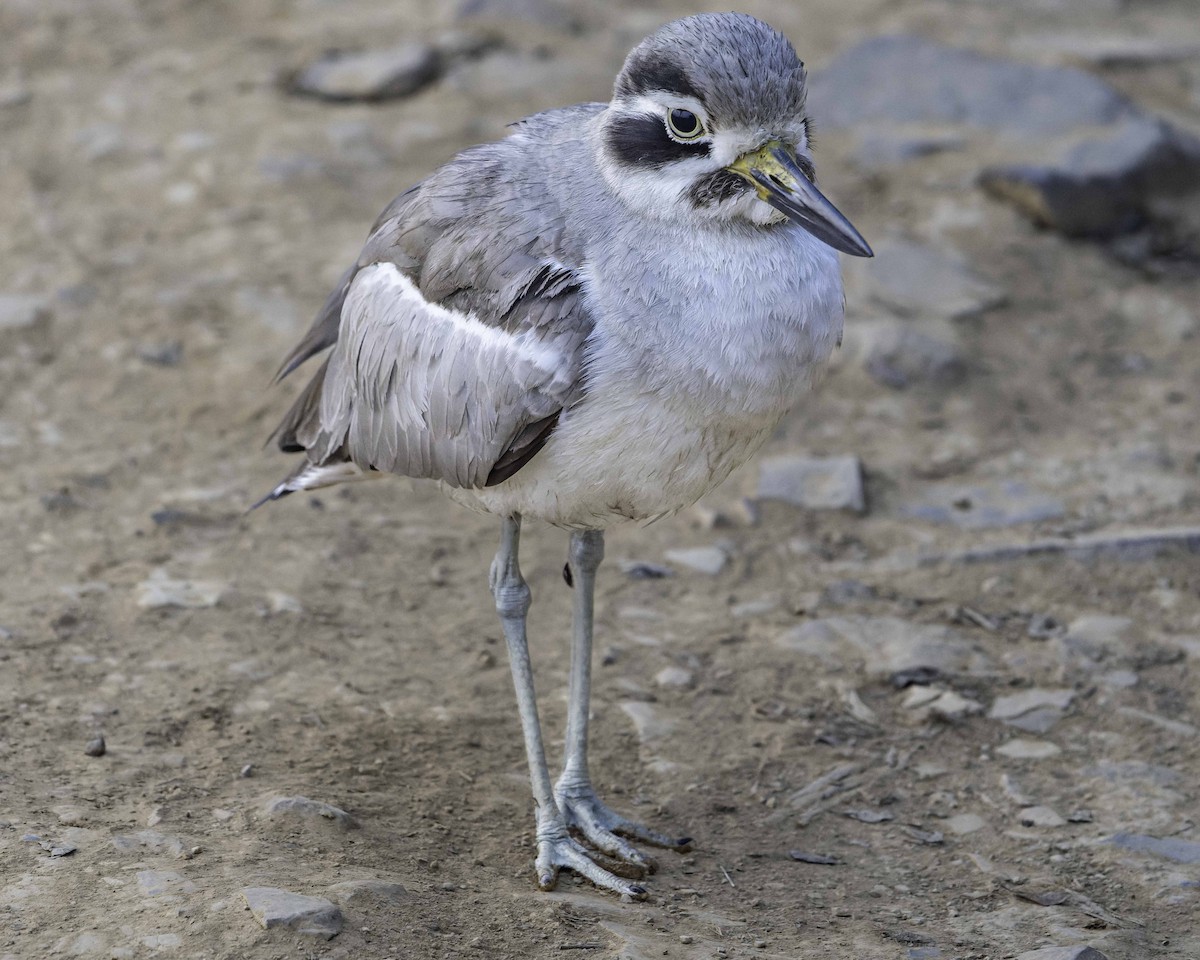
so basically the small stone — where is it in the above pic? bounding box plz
[899,481,1064,530]
[989,688,1074,733]
[927,690,984,721]
[679,934,695,944]
[619,701,674,743]
[858,320,967,389]
[242,887,344,939]
[1100,669,1138,689]
[663,546,727,576]
[618,560,675,580]
[111,830,185,857]
[48,842,77,857]
[1016,947,1110,960]
[944,813,987,835]
[996,738,1062,760]
[136,340,183,366]
[327,879,410,905]
[858,241,1006,321]
[84,735,106,757]
[789,850,839,864]
[757,454,865,513]
[0,294,51,331]
[239,764,254,778]
[654,666,694,690]
[137,869,196,897]
[1018,805,1067,828]
[135,569,224,609]
[290,45,441,102]
[262,796,357,830]
[1106,832,1200,863]
[265,591,303,615]
[845,809,894,824]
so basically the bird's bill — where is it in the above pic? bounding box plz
[727,142,874,257]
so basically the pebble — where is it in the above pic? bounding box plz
[988,688,1074,733]
[1016,948,1109,960]
[858,241,1006,321]
[618,560,674,580]
[663,546,727,576]
[84,734,106,757]
[857,320,967,389]
[1099,669,1138,689]
[262,796,357,830]
[135,569,225,609]
[1018,805,1066,828]
[137,869,196,897]
[996,738,1062,760]
[899,481,1065,530]
[944,813,987,835]
[1106,832,1200,864]
[111,830,186,857]
[811,35,1135,136]
[926,690,984,721]
[290,45,442,102]
[241,887,344,939]
[653,666,694,690]
[0,293,50,331]
[619,701,674,743]
[756,454,865,513]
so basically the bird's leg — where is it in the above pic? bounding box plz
[490,515,647,900]
[555,529,692,868]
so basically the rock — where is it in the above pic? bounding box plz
[653,666,694,690]
[289,45,441,102]
[262,796,357,830]
[757,455,865,513]
[619,701,673,743]
[1112,289,1197,343]
[1100,669,1138,689]
[326,879,410,905]
[0,294,50,331]
[1107,833,1200,863]
[980,117,1200,238]
[454,0,581,32]
[136,870,196,897]
[899,481,1064,530]
[1062,614,1134,660]
[944,813,987,835]
[996,738,1062,760]
[811,35,1134,136]
[859,242,1006,321]
[618,560,675,580]
[926,690,984,721]
[111,830,185,857]
[242,887,344,939]
[84,735,106,757]
[136,340,183,366]
[857,320,967,389]
[777,616,991,677]
[989,688,1074,733]
[925,525,1200,567]
[663,546,727,576]
[852,128,965,170]
[1016,948,1109,960]
[135,569,225,609]
[1018,805,1067,828]
[1116,706,1197,737]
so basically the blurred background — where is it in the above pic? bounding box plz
[1,1,1198,958]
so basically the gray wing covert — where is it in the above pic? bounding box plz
[270,138,593,491]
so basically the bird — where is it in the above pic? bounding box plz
[259,12,872,899]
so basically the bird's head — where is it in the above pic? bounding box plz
[597,13,872,257]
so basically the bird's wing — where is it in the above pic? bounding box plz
[269,133,594,491]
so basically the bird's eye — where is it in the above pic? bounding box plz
[666,108,705,141]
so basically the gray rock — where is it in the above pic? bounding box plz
[1107,832,1200,863]
[980,116,1200,238]
[290,45,441,102]
[944,813,987,835]
[1082,760,1180,787]
[859,320,967,389]
[899,481,1064,529]
[777,616,991,678]
[1018,805,1066,828]
[454,0,581,32]
[135,569,225,609]
[1016,948,1109,960]
[757,454,865,513]
[989,688,1074,733]
[242,887,344,939]
[619,701,673,743]
[996,738,1061,760]
[84,735,106,757]
[262,796,357,830]
[137,869,196,897]
[925,525,1200,567]
[653,666,694,690]
[810,35,1134,136]
[663,546,727,576]
[0,294,50,331]
[326,879,410,905]
[861,242,1006,321]
[111,830,185,857]
[852,128,965,170]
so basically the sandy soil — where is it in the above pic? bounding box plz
[1,1,1199,958]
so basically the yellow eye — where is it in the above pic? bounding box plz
[666,108,705,141]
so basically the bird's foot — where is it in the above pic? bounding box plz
[555,780,693,875]
[535,825,649,900]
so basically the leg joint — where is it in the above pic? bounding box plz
[493,578,531,619]
[568,529,605,577]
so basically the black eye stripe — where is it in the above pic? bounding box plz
[605,113,711,168]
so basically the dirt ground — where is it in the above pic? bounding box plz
[2,0,1199,958]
